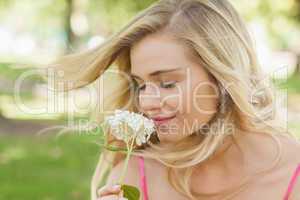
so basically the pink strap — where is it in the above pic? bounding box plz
[138,156,149,200]
[283,163,300,200]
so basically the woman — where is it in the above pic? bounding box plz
[50,0,300,199]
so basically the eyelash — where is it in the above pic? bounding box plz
[134,80,177,91]
[160,81,177,89]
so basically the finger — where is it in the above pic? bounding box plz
[98,185,121,197]
[98,187,121,197]
[98,184,120,194]
[97,194,119,200]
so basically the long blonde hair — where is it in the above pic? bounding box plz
[48,0,297,199]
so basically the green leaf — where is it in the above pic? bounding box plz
[121,184,140,200]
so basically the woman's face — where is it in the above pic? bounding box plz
[130,32,219,144]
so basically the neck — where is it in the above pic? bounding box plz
[193,130,279,186]
[201,132,245,173]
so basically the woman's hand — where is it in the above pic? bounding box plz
[97,184,128,200]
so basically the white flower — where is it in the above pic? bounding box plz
[104,109,155,146]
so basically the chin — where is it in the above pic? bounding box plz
[157,133,184,144]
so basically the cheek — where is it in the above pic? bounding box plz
[162,78,217,115]
[192,81,219,117]
[194,95,219,117]
[179,81,219,132]
[160,87,184,114]
[157,81,219,136]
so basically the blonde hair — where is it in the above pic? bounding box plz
[49,0,297,199]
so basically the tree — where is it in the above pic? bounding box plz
[64,0,77,53]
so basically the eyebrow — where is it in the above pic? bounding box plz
[130,67,183,80]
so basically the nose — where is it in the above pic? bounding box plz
[137,82,161,113]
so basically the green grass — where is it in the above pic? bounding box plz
[288,122,300,137]
[0,62,44,99]
[0,133,103,200]
[274,75,300,94]
[0,63,43,82]
[0,122,299,200]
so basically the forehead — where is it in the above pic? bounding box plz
[130,32,193,75]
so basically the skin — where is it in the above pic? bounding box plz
[130,31,219,144]
[97,32,300,200]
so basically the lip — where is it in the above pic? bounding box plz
[151,115,176,125]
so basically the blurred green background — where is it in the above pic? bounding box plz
[0,0,300,200]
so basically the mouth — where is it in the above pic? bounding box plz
[151,115,176,126]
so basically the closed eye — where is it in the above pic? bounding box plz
[133,80,177,91]
[160,81,177,89]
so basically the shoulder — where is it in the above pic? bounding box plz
[106,155,141,187]
[276,134,300,167]
[282,135,300,199]
[266,133,300,180]
[286,163,300,200]
[272,134,300,199]
[240,132,300,173]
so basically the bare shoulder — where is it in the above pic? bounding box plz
[262,134,300,198]
[106,155,141,187]
[276,134,300,166]
[277,134,300,199]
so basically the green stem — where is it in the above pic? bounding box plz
[118,137,135,184]
[99,122,107,144]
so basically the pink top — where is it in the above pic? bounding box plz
[283,163,300,199]
[138,156,300,200]
[138,156,149,200]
